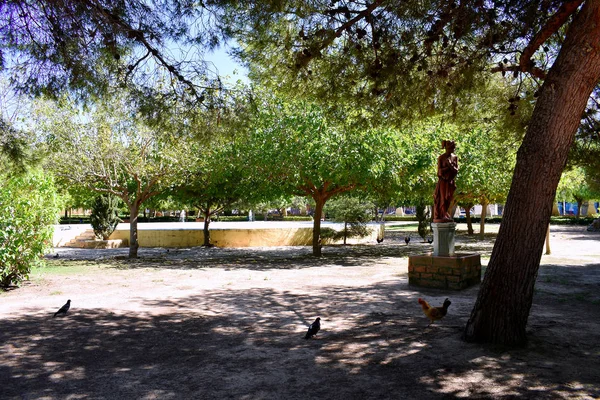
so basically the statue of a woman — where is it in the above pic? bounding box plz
[433,140,458,223]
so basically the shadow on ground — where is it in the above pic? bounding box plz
[2,276,599,399]
[46,230,493,271]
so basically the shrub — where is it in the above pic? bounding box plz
[416,204,432,241]
[0,170,60,288]
[90,194,121,240]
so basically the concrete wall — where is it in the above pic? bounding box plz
[52,225,93,247]
[108,225,380,248]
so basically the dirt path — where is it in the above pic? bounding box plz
[1,224,599,399]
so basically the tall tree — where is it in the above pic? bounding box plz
[35,96,185,258]
[173,140,250,246]
[219,0,600,346]
[245,96,403,256]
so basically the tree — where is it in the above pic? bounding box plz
[245,97,403,256]
[36,96,185,258]
[220,0,600,346]
[0,169,61,288]
[173,141,250,247]
[454,126,517,237]
[325,194,374,245]
[0,1,225,110]
[89,194,121,240]
[556,167,600,218]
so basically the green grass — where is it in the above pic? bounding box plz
[31,260,101,279]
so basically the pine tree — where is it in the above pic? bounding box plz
[90,195,121,240]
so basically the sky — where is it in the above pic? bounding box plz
[206,45,249,84]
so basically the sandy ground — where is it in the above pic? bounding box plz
[1,223,599,399]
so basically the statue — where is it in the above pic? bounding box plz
[433,140,458,223]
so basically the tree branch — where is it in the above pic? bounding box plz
[491,64,547,80]
[296,0,383,68]
[519,0,584,73]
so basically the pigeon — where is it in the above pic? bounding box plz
[53,300,71,318]
[404,236,410,245]
[304,317,321,339]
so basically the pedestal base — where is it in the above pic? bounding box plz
[408,253,481,290]
[431,222,456,256]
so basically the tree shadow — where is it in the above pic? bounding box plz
[2,276,599,399]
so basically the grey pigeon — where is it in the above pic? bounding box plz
[53,300,71,317]
[304,317,321,339]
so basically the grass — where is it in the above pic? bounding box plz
[385,223,419,231]
[31,260,104,280]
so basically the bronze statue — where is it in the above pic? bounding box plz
[433,140,458,223]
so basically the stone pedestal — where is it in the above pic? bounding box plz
[408,253,481,290]
[431,222,456,256]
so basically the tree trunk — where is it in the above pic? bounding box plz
[552,201,560,216]
[128,204,140,259]
[343,221,348,245]
[312,197,325,256]
[479,200,488,239]
[203,208,211,247]
[575,198,583,219]
[545,224,551,255]
[464,2,600,346]
[465,204,474,235]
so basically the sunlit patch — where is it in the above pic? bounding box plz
[212,326,244,335]
[49,366,86,381]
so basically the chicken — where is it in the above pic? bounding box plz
[418,298,451,326]
[404,236,410,245]
[304,317,321,339]
[376,237,384,243]
[53,299,71,318]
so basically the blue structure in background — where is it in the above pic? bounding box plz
[557,201,599,216]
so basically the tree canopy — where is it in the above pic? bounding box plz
[244,95,404,255]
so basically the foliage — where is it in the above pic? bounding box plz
[325,195,374,244]
[415,204,431,241]
[243,94,404,255]
[557,167,600,218]
[90,195,121,240]
[0,170,60,288]
[0,1,228,111]
[219,1,588,126]
[34,95,186,258]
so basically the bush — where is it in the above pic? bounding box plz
[382,215,418,222]
[416,204,432,241]
[550,216,596,225]
[0,170,60,288]
[90,194,121,240]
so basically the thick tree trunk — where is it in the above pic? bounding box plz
[312,197,325,256]
[464,2,600,346]
[479,200,488,239]
[129,204,140,259]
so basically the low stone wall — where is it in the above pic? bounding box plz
[408,253,481,290]
[108,225,380,248]
[78,239,127,249]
